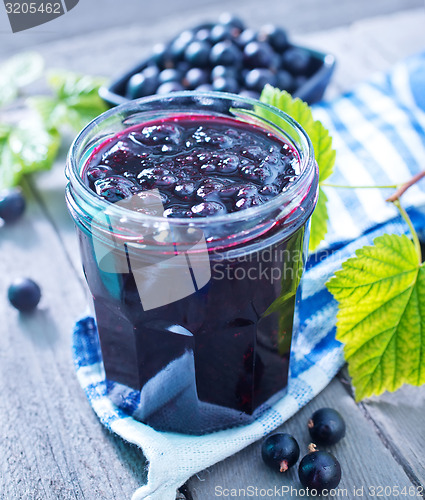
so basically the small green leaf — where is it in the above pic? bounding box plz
[326,233,425,401]
[259,85,315,127]
[27,96,59,127]
[0,120,61,189]
[1,52,44,87]
[308,187,329,252]
[0,136,23,188]
[259,85,336,251]
[62,104,105,132]
[39,71,108,131]
[8,120,60,173]
[0,79,18,108]
[308,120,335,183]
[0,123,12,140]
[47,71,106,99]
[0,52,44,108]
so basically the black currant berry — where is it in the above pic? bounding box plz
[218,12,245,32]
[261,433,300,472]
[156,81,185,94]
[243,41,275,68]
[183,67,209,89]
[258,24,288,52]
[244,68,277,92]
[184,40,211,67]
[298,444,341,493]
[8,278,41,312]
[158,68,182,85]
[0,188,26,223]
[281,47,311,76]
[308,407,346,446]
[126,67,159,99]
[212,76,239,93]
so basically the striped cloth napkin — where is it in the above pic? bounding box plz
[72,51,425,500]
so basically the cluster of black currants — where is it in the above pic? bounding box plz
[125,13,312,100]
[261,407,346,493]
[1,188,42,312]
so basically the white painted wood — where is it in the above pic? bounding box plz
[0,184,148,499]
[188,377,418,499]
[1,7,424,500]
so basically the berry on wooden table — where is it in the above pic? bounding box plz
[0,188,26,223]
[8,278,41,312]
[261,433,300,472]
[298,443,342,493]
[308,407,346,446]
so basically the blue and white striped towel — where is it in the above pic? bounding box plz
[72,52,425,500]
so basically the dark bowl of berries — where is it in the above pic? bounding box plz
[99,13,335,107]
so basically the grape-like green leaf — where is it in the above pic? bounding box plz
[32,71,108,131]
[0,135,21,188]
[259,85,336,251]
[326,233,425,401]
[1,52,44,87]
[308,187,329,252]
[47,71,106,100]
[0,123,12,140]
[0,120,61,189]
[27,96,59,128]
[1,67,107,189]
[0,52,44,108]
[8,120,60,174]
[308,119,335,183]
[0,79,18,108]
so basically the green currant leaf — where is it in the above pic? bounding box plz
[308,119,335,183]
[47,71,106,100]
[0,119,61,189]
[34,71,108,131]
[326,233,425,401]
[0,52,44,108]
[0,123,12,140]
[308,187,329,252]
[0,79,18,108]
[259,85,336,251]
[27,96,59,128]
[2,52,44,87]
[8,120,60,174]
[0,134,21,188]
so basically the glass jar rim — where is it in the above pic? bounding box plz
[66,91,315,228]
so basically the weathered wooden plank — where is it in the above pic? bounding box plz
[1,8,424,500]
[188,376,417,499]
[338,368,425,486]
[362,388,425,485]
[293,8,425,99]
[1,0,423,58]
[0,183,148,499]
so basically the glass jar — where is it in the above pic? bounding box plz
[65,92,318,434]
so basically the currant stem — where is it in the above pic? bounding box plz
[392,200,422,264]
[386,170,425,202]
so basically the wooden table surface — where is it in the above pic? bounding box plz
[1,6,425,500]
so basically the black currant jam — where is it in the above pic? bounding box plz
[84,115,300,216]
[66,93,318,434]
